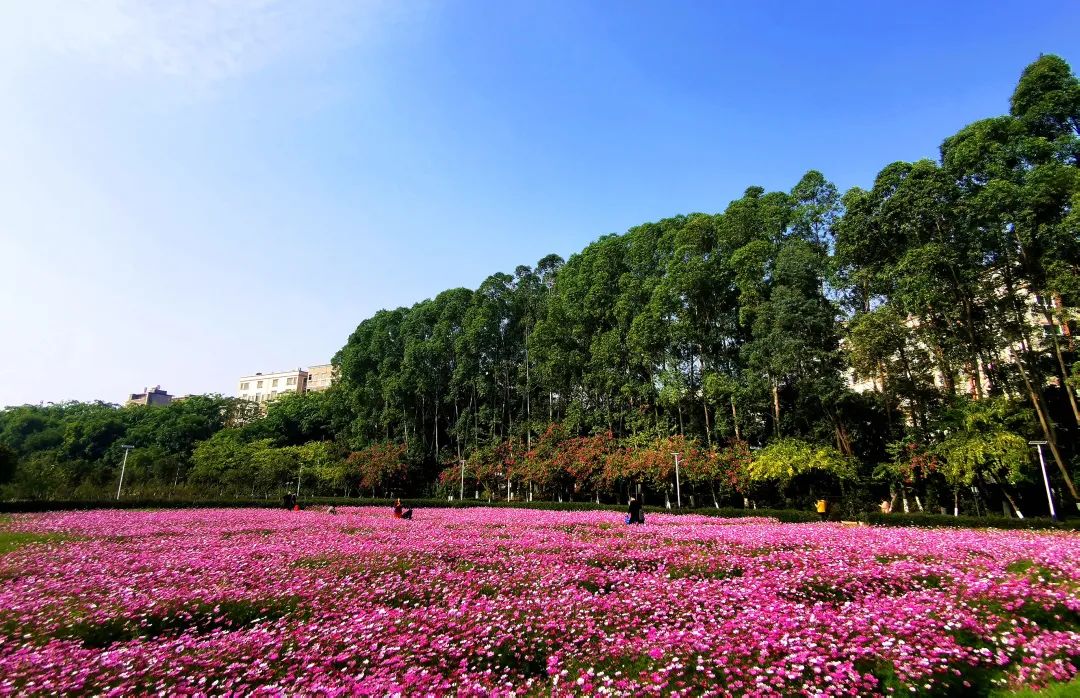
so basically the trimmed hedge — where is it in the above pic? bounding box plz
[859,512,1080,531]
[0,499,1072,530]
[687,507,821,523]
[0,497,820,522]
[0,499,288,514]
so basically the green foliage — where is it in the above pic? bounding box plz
[1009,54,1080,139]
[0,444,16,485]
[748,438,857,488]
[0,530,73,555]
[244,391,335,446]
[3,55,1080,514]
[348,441,408,496]
[59,597,302,648]
[933,397,1033,487]
[990,676,1080,697]
[861,512,1080,531]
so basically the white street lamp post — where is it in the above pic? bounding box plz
[296,462,303,499]
[671,452,682,508]
[1029,441,1057,521]
[116,445,134,500]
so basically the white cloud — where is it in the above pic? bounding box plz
[0,0,390,84]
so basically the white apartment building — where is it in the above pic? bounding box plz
[237,369,307,404]
[305,363,335,392]
[843,288,1077,397]
[236,363,336,404]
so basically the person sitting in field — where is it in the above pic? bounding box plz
[393,498,413,520]
[327,505,337,516]
[879,500,892,514]
[626,496,644,525]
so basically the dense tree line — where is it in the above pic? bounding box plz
[2,56,1078,516]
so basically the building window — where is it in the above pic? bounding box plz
[240,382,249,390]
[286,377,296,386]
[271,391,278,398]
[257,380,263,388]
[272,378,279,387]
[256,393,262,401]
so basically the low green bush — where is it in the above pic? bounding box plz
[4,499,1072,531]
[1,497,818,521]
[686,506,821,523]
[0,499,287,514]
[860,512,1080,531]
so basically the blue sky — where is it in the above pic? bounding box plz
[1,0,1077,406]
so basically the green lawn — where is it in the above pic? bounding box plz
[992,677,1080,697]
[0,530,72,556]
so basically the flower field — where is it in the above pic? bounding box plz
[1,508,1078,696]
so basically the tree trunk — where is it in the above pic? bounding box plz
[1001,270,1079,506]
[772,381,781,437]
[454,399,462,462]
[698,347,712,446]
[1015,343,1080,504]
[730,397,741,441]
[1002,489,1024,519]
[472,391,479,450]
[525,325,532,450]
[897,344,925,437]
[829,409,853,457]
[702,400,712,446]
[879,361,894,429]
[1041,305,1080,427]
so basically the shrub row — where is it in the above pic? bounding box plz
[1,499,1073,530]
[0,497,818,522]
[859,512,1080,531]
[0,499,289,514]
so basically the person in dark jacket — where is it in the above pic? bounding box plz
[393,498,413,520]
[626,496,644,525]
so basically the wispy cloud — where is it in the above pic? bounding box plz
[1,0,393,84]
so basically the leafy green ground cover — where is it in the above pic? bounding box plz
[992,676,1080,697]
[0,530,73,556]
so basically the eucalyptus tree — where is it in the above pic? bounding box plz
[534,234,631,434]
[844,305,939,435]
[457,273,516,444]
[654,213,730,443]
[723,186,792,436]
[722,177,845,444]
[622,219,679,437]
[334,307,409,445]
[940,54,1080,504]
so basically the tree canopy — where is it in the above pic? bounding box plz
[2,55,1078,517]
